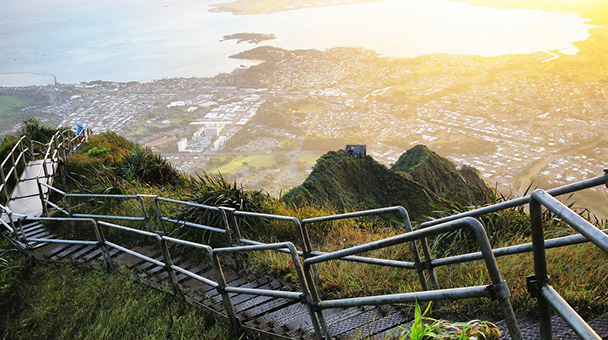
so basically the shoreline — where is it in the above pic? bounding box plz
[210,0,381,15]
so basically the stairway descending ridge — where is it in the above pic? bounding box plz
[26,225,417,340]
[3,131,608,340]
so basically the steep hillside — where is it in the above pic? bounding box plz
[283,145,489,220]
[391,145,490,203]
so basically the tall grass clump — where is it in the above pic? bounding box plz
[0,261,235,340]
[20,117,58,142]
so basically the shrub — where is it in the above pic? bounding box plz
[86,147,111,158]
[21,117,57,142]
[117,146,182,185]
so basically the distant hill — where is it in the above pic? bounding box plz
[391,145,490,204]
[283,145,490,220]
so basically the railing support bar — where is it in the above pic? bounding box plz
[0,167,9,202]
[397,207,432,291]
[540,285,602,340]
[210,251,240,329]
[137,195,150,231]
[158,236,182,297]
[530,193,552,340]
[93,220,113,270]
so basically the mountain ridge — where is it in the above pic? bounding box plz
[283,145,490,220]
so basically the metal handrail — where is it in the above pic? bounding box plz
[302,217,522,340]
[302,206,437,291]
[0,203,15,234]
[17,216,106,250]
[4,127,607,339]
[528,189,607,340]
[44,189,151,229]
[420,171,608,229]
[211,241,322,335]
[0,135,36,203]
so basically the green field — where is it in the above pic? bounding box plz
[296,153,321,166]
[0,95,49,134]
[209,154,277,173]
[0,96,29,116]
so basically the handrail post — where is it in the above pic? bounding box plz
[153,197,166,233]
[93,221,113,270]
[10,152,18,183]
[137,195,150,231]
[299,219,321,284]
[419,236,440,290]
[158,236,182,297]
[397,207,434,291]
[225,207,242,241]
[16,217,27,245]
[66,132,73,156]
[59,155,67,186]
[463,217,522,340]
[37,179,48,216]
[19,142,25,168]
[529,191,552,340]
[285,243,325,340]
[219,207,242,270]
[210,250,240,329]
[0,167,9,202]
[302,262,330,339]
[218,207,235,247]
[6,210,17,239]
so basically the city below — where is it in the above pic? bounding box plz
[1,45,607,217]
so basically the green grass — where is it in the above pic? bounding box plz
[0,248,234,340]
[45,132,608,327]
[0,95,48,133]
[209,155,276,173]
[74,88,100,95]
[0,95,28,116]
[296,153,321,165]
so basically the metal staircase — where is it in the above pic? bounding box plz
[1,129,607,340]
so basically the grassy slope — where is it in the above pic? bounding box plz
[9,130,608,331]
[0,240,233,340]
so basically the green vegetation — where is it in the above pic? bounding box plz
[393,301,500,340]
[87,146,111,157]
[209,155,277,173]
[51,134,608,323]
[0,94,49,135]
[0,238,233,340]
[391,145,489,203]
[4,123,606,334]
[283,146,489,219]
[0,95,28,116]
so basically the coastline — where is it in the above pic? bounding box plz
[210,0,381,15]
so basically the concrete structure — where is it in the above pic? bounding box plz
[345,144,367,158]
[177,138,188,152]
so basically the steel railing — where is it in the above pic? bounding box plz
[302,217,522,339]
[0,135,38,203]
[154,197,233,244]
[10,172,607,340]
[528,189,608,340]
[301,206,437,291]
[3,129,607,340]
[36,128,92,215]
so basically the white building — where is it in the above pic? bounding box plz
[212,136,227,150]
[177,138,188,152]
